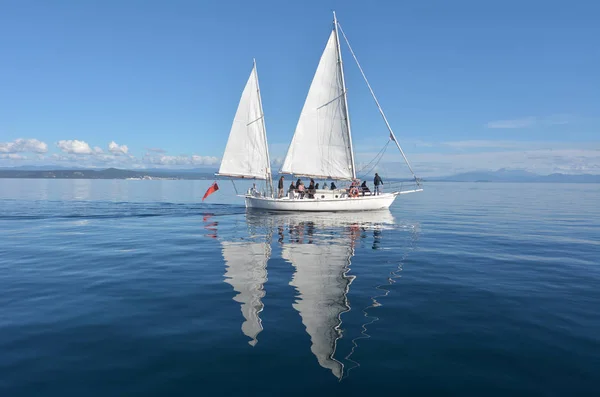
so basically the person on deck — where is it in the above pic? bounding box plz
[348,179,360,197]
[330,181,336,190]
[307,179,315,199]
[297,181,306,198]
[295,179,302,189]
[278,176,284,198]
[361,181,371,196]
[374,173,383,195]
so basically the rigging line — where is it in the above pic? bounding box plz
[337,22,420,185]
[356,140,390,178]
[361,145,388,178]
[246,115,264,126]
[316,91,346,110]
[230,179,238,195]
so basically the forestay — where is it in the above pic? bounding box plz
[280,30,354,180]
[218,64,270,180]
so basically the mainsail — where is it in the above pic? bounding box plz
[222,241,270,346]
[217,62,271,180]
[280,24,355,180]
[283,241,355,379]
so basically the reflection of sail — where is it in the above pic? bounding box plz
[222,241,270,346]
[272,210,395,378]
[224,208,409,379]
[283,241,354,379]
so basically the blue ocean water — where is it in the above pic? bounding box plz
[0,179,599,396]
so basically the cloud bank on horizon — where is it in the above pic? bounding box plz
[1,133,599,177]
[0,137,219,169]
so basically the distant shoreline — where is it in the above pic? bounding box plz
[0,167,598,183]
[0,168,213,181]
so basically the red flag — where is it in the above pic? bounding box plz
[202,181,219,201]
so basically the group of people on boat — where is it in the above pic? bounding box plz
[276,173,383,199]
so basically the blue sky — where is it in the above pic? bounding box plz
[1,0,599,176]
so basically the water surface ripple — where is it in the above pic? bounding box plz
[0,180,598,396]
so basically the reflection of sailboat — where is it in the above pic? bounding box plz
[284,241,354,379]
[270,210,393,379]
[221,241,270,346]
[246,209,396,231]
[214,209,415,379]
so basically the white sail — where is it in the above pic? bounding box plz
[218,64,271,180]
[283,241,355,379]
[280,30,354,180]
[222,241,270,346]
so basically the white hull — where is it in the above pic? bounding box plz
[245,192,400,212]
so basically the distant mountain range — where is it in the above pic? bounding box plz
[0,167,598,183]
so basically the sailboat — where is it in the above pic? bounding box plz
[216,12,422,212]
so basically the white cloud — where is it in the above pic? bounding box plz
[108,141,128,155]
[93,146,103,154]
[57,140,93,154]
[441,140,524,149]
[0,153,27,160]
[0,138,48,153]
[51,153,77,162]
[143,154,219,166]
[486,114,573,129]
[191,155,219,165]
[354,140,600,177]
[271,157,284,167]
[486,117,537,129]
[407,149,600,176]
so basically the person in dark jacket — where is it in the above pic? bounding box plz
[330,181,336,190]
[295,179,302,189]
[278,176,284,198]
[374,173,383,195]
[307,179,315,198]
[360,180,371,196]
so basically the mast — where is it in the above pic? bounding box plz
[254,59,274,197]
[333,11,356,180]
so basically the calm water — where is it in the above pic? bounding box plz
[1,179,599,396]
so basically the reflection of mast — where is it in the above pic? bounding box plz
[343,222,420,378]
[283,241,354,379]
[222,241,270,346]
